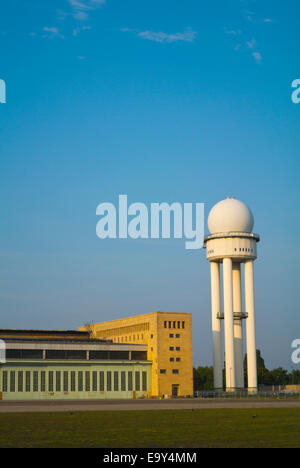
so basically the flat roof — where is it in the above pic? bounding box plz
[0,329,89,336]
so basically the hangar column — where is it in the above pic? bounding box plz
[210,261,223,390]
[244,260,257,393]
[232,263,244,389]
[223,257,236,391]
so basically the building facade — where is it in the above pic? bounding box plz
[0,329,151,400]
[79,312,193,397]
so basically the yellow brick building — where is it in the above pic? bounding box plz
[79,312,193,397]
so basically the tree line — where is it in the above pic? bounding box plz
[194,350,300,391]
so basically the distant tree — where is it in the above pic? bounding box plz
[195,349,299,389]
[193,366,214,391]
[289,369,300,385]
[244,349,265,370]
[270,367,289,386]
[257,367,273,386]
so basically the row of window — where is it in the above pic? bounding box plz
[112,334,144,343]
[170,357,181,362]
[97,322,150,340]
[1,370,148,393]
[160,369,179,374]
[208,248,254,254]
[169,334,180,339]
[5,349,147,361]
[164,321,185,329]
[169,347,180,351]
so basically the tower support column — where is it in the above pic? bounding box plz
[245,260,257,393]
[210,261,223,390]
[232,263,244,389]
[223,257,236,391]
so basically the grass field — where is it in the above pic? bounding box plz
[0,408,299,448]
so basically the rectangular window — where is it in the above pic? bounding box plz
[128,371,133,391]
[18,371,23,392]
[26,371,31,392]
[23,349,44,359]
[33,371,38,392]
[169,347,174,351]
[173,321,176,328]
[121,371,126,391]
[89,350,109,360]
[63,371,68,392]
[135,371,140,391]
[142,372,147,391]
[6,349,43,359]
[48,371,53,392]
[99,371,104,391]
[169,334,174,338]
[6,349,21,359]
[71,371,76,391]
[107,371,112,391]
[2,371,8,392]
[110,351,130,360]
[164,321,167,328]
[85,371,90,391]
[41,371,46,392]
[114,372,119,391]
[176,334,180,338]
[92,371,97,391]
[176,347,180,351]
[172,369,179,374]
[46,350,86,360]
[182,321,185,329]
[176,358,181,362]
[170,357,174,362]
[177,321,180,329]
[160,369,166,374]
[10,371,15,392]
[131,351,147,361]
[78,371,83,391]
[56,371,61,392]
[168,321,171,328]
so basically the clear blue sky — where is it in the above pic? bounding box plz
[0,0,299,370]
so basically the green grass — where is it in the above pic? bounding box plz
[0,408,299,448]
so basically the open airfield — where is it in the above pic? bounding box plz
[0,399,299,448]
[0,404,299,448]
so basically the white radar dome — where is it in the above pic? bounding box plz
[208,197,254,234]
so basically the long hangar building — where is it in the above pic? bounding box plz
[0,312,193,400]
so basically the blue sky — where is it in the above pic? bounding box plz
[0,0,299,370]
